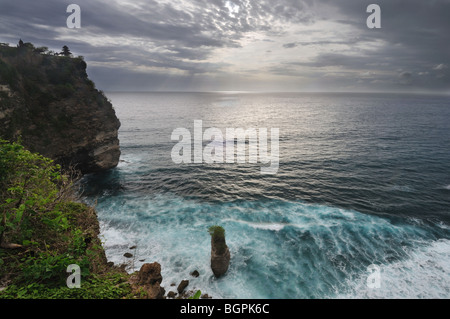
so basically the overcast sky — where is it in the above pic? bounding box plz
[1,0,450,93]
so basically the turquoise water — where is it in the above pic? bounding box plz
[81,92,450,298]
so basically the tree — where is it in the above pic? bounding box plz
[61,45,72,57]
[17,39,24,48]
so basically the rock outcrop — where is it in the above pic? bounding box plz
[0,42,120,174]
[209,226,230,278]
[177,280,189,294]
[211,245,231,278]
[135,262,165,299]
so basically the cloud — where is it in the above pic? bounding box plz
[1,0,449,92]
[398,71,413,85]
[283,42,298,49]
[433,64,448,70]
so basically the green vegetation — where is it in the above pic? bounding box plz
[208,225,227,254]
[0,41,100,154]
[188,290,202,299]
[0,140,131,299]
[0,41,86,102]
[0,273,131,299]
[0,59,18,88]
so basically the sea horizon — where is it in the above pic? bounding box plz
[103,90,450,96]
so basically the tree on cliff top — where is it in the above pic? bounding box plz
[61,45,72,57]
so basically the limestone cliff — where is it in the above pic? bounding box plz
[0,42,120,174]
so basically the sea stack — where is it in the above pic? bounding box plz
[209,226,230,278]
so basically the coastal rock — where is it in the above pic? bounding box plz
[136,262,165,299]
[190,270,200,278]
[177,280,189,293]
[138,262,162,285]
[211,246,230,278]
[167,291,177,298]
[209,226,230,278]
[0,43,120,174]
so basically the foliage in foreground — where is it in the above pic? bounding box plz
[0,139,131,299]
[0,273,131,299]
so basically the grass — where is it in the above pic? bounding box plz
[208,225,227,254]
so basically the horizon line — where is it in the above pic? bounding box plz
[102,90,450,96]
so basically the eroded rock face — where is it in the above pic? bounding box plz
[0,45,121,174]
[138,262,162,285]
[211,237,230,278]
[137,262,165,299]
[49,100,121,174]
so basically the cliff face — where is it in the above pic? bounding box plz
[0,43,120,174]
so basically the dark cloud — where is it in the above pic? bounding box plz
[274,0,450,91]
[324,0,450,68]
[1,0,449,92]
[283,42,298,49]
[398,72,413,86]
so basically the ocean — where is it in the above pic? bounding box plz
[80,92,450,299]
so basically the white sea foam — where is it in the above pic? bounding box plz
[98,221,137,268]
[222,218,287,231]
[249,223,286,231]
[337,239,450,299]
[93,194,450,299]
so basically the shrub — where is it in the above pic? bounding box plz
[0,273,131,299]
[0,140,135,299]
[0,139,65,246]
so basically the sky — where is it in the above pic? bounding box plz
[1,0,450,93]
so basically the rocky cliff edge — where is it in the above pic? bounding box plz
[0,42,120,174]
